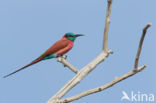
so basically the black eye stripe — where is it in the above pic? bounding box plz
[67,35,73,37]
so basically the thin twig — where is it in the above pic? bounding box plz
[57,56,79,74]
[59,65,146,103]
[103,0,113,52]
[134,23,152,71]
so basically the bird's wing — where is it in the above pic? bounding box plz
[56,42,73,55]
[37,39,70,59]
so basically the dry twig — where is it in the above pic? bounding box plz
[103,0,113,52]
[134,23,152,71]
[57,56,79,74]
[59,65,146,103]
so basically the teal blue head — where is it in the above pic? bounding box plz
[64,32,84,42]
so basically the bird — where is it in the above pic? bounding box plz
[3,32,83,78]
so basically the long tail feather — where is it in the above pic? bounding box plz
[3,58,42,78]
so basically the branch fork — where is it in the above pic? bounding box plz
[47,0,152,103]
[57,56,79,74]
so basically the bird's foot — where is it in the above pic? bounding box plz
[57,55,67,62]
[62,55,67,59]
[57,55,67,59]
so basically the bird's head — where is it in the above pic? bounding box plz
[64,32,84,42]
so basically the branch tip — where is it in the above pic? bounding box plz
[103,0,113,52]
[134,23,152,70]
[108,0,112,3]
[108,50,113,54]
[146,23,152,27]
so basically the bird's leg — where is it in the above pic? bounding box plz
[62,55,67,60]
[57,55,68,67]
[61,55,67,67]
[56,54,67,59]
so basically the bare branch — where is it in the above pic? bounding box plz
[59,22,152,102]
[103,0,113,52]
[46,0,152,101]
[47,1,113,103]
[59,65,146,103]
[134,23,152,71]
[47,52,111,103]
[59,22,151,102]
[57,56,79,74]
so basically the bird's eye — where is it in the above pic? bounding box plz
[67,35,73,37]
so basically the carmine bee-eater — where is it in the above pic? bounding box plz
[3,32,83,78]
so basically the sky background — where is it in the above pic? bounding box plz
[0,0,156,103]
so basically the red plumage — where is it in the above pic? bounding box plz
[3,37,73,78]
[40,37,73,57]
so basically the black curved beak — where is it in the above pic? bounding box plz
[74,34,84,37]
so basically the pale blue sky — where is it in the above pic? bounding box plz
[0,0,156,103]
